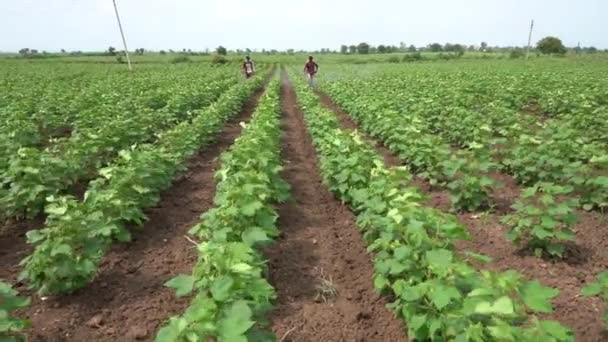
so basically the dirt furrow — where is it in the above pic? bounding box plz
[8,85,266,342]
[266,73,405,342]
[0,218,43,280]
[316,90,608,342]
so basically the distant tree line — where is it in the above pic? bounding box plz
[12,36,606,59]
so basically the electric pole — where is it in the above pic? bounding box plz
[525,19,534,60]
[112,0,133,71]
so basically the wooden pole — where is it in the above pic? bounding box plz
[112,0,132,71]
[526,19,534,60]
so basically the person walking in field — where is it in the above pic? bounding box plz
[304,56,319,85]
[243,55,256,79]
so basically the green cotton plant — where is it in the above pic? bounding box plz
[318,69,501,208]
[0,280,30,342]
[581,271,608,327]
[157,243,276,342]
[319,64,606,217]
[501,125,606,208]
[442,148,498,212]
[355,164,567,341]
[289,68,573,342]
[157,77,287,342]
[568,155,608,212]
[21,77,264,295]
[0,75,236,220]
[0,114,40,171]
[503,182,578,258]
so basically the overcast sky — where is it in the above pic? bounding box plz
[1,0,606,52]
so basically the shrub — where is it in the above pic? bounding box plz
[170,55,191,64]
[402,52,422,62]
[387,56,401,63]
[510,49,525,59]
[211,54,228,64]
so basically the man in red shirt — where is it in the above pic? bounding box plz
[304,56,319,85]
[242,56,255,79]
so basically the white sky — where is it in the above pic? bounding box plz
[1,0,606,52]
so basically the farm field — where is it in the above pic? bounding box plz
[1,56,608,342]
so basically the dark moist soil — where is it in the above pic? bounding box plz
[0,217,44,280]
[0,87,266,342]
[317,91,608,342]
[266,73,406,342]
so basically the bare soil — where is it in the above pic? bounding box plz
[316,90,608,342]
[0,217,44,280]
[0,87,266,342]
[266,73,406,342]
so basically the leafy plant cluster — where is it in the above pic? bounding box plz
[322,81,498,212]
[503,127,608,211]
[290,69,573,341]
[0,65,233,171]
[157,77,289,341]
[581,271,608,328]
[0,280,30,342]
[0,74,238,219]
[502,183,578,258]
[318,64,608,212]
[19,76,265,295]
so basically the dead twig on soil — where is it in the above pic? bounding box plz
[279,326,297,342]
[184,235,200,248]
[313,267,338,303]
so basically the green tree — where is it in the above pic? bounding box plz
[537,36,567,55]
[349,45,357,54]
[408,44,417,52]
[357,42,370,54]
[429,43,443,52]
[480,41,488,51]
[340,45,348,54]
[584,46,598,53]
[107,46,116,56]
[216,46,227,55]
[377,44,387,53]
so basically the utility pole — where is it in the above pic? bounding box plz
[112,0,132,71]
[525,19,534,60]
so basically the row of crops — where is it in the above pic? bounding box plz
[2,57,608,341]
[288,68,574,341]
[319,61,608,258]
[1,68,290,341]
[0,61,269,340]
[314,60,608,340]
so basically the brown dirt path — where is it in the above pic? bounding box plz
[266,72,406,342]
[3,86,266,342]
[316,90,608,342]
